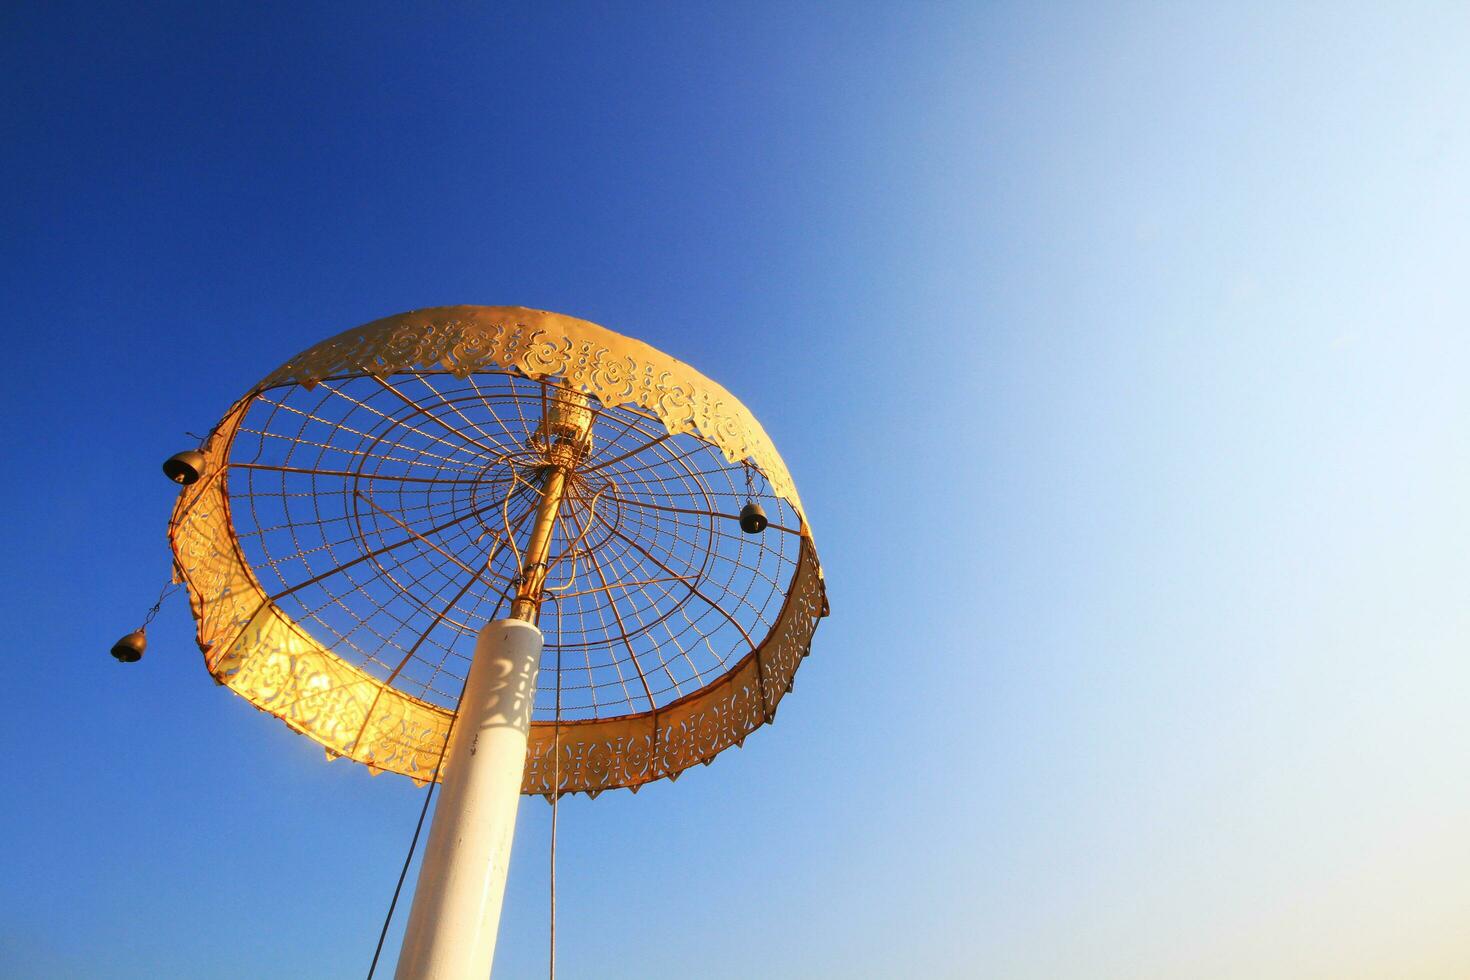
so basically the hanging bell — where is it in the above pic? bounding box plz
[739,501,768,534]
[163,450,206,485]
[111,629,146,663]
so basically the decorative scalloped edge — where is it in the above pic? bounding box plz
[168,308,826,793]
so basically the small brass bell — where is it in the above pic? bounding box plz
[163,450,206,485]
[111,629,147,663]
[739,502,768,534]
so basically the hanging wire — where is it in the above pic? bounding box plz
[364,678,462,980]
[140,580,182,630]
[365,587,511,980]
[549,591,563,980]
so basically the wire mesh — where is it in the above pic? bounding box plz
[226,369,804,722]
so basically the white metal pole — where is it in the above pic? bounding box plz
[394,618,543,979]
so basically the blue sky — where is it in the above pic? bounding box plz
[3,3,1469,977]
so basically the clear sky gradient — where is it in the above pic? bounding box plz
[3,3,1468,978]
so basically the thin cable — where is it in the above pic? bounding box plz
[140,580,182,630]
[366,591,509,980]
[550,593,563,980]
[364,697,457,980]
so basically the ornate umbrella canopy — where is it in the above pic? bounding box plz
[169,306,827,797]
